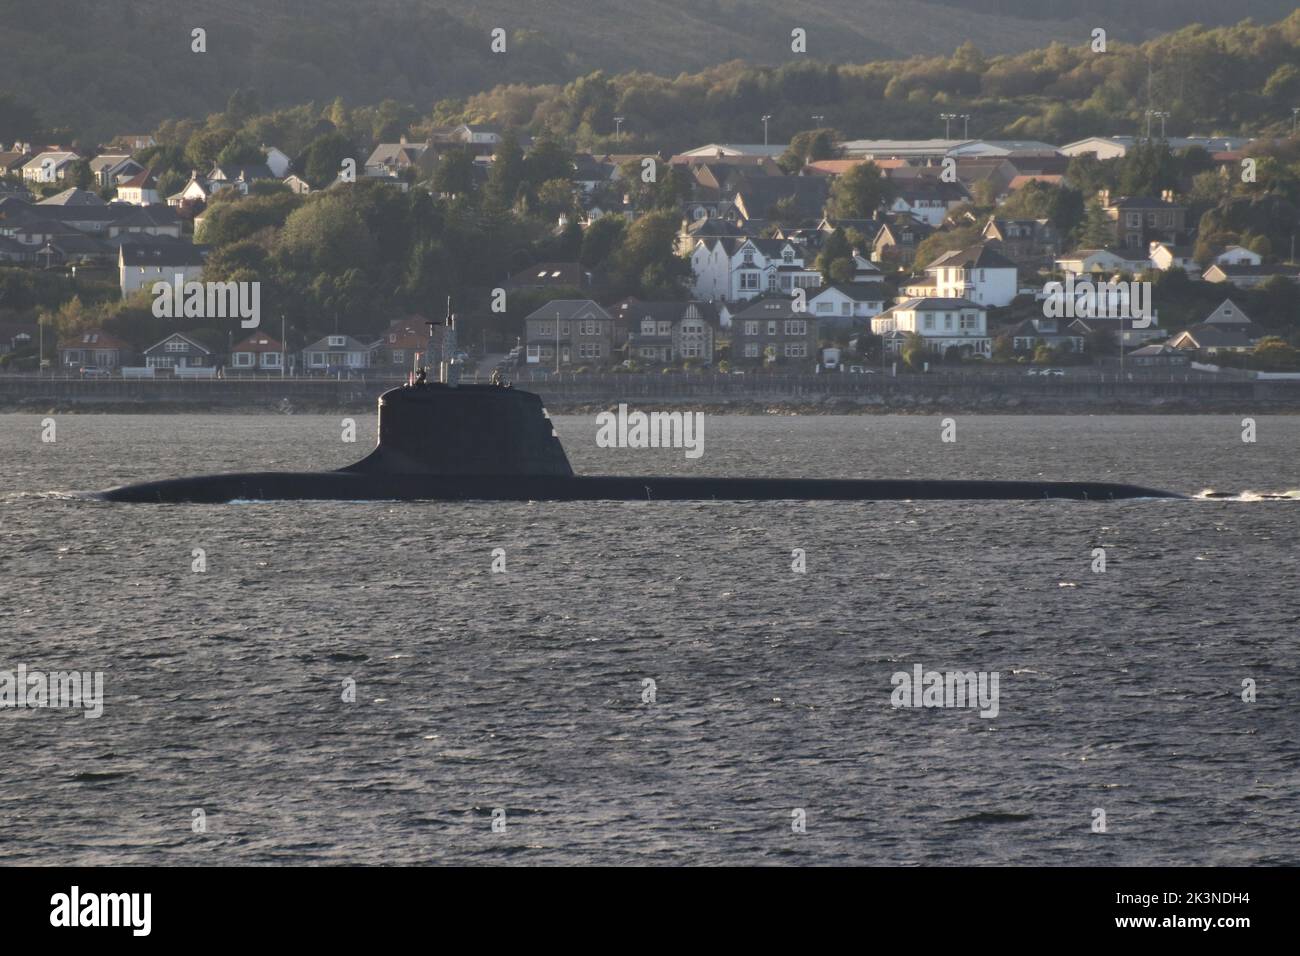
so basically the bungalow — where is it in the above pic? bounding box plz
[1054,248,1148,278]
[89,154,143,188]
[504,261,595,293]
[1201,263,1300,289]
[21,151,79,182]
[143,332,216,370]
[1148,241,1198,274]
[119,239,207,297]
[230,331,284,372]
[1212,245,1262,267]
[728,296,819,364]
[808,283,886,329]
[524,300,613,367]
[57,330,132,370]
[302,334,374,372]
[871,298,991,357]
[1007,317,1085,353]
[1067,316,1164,348]
[1168,324,1258,354]
[1127,343,1190,367]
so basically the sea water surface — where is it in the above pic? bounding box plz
[1,413,1297,865]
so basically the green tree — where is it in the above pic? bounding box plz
[829,162,893,219]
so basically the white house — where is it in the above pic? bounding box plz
[1213,245,1262,267]
[1148,241,1198,274]
[905,243,1019,307]
[302,335,373,372]
[21,151,79,182]
[1054,248,1148,278]
[808,283,886,329]
[689,237,821,303]
[89,154,143,188]
[115,170,159,206]
[872,298,991,357]
[118,240,206,297]
[887,179,969,227]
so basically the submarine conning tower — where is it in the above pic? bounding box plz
[341,382,573,477]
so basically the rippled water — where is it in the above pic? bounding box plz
[1,413,1297,865]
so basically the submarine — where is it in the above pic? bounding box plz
[100,314,1183,504]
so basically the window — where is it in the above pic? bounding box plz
[578,343,602,358]
[782,249,794,263]
[392,350,405,364]
[657,321,671,336]
[309,352,326,366]
[561,323,570,336]
[233,352,253,367]
[944,314,953,330]
[262,352,281,367]
[784,320,806,336]
[740,272,759,290]
[767,321,777,336]
[537,324,552,337]
[767,274,778,291]
[744,343,759,357]
[579,321,600,335]
[744,321,759,336]
[923,314,935,330]
[328,336,345,347]
[960,313,979,330]
[165,341,187,353]
[817,302,833,313]
[641,319,655,334]
[784,343,807,358]
[682,345,701,358]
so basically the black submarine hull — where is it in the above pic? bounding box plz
[99,472,1183,503]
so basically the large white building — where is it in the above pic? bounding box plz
[872,297,992,357]
[902,243,1019,307]
[689,237,822,304]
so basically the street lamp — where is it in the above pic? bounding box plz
[761,114,772,146]
[1292,107,1299,136]
[614,116,624,140]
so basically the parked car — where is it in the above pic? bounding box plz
[1025,368,1040,376]
[1042,368,1066,377]
[79,366,111,378]
[847,366,876,374]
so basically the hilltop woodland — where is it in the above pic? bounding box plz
[1,13,1300,359]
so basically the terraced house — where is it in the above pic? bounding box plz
[524,300,613,367]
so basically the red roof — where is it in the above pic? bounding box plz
[232,332,282,352]
[57,329,131,350]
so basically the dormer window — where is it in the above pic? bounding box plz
[328,336,345,347]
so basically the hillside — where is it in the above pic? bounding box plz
[1,0,1297,140]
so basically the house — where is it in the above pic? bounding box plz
[728,296,819,364]
[1168,324,1258,354]
[610,299,718,364]
[21,151,79,182]
[263,147,292,178]
[207,164,275,195]
[1201,263,1300,289]
[452,125,505,152]
[282,174,312,195]
[1127,343,1190,367]
[364,138,436,180]
[888,179,970,227]
[1097,190,1188,251]
[229,331,285,372]
[371,316,432,372]
[1006,317,1085,353]
[57,330,132,370]
[1201,299,1259,330]
[119,239,207,297]
[36,233,113,266]
[982,218,1059,267]
[142,332,216,370]
[1066,316,1164,348]
[1212,245,1262,267]
[89,154,143,188]
[905,243,1019,307]
[107,205,183,240]
[1054,248,1148,278]
[167,175,216,209]
[872,217,934,266]
[872,298,991,357]
[523,300,614,367]
[689,237,821,303]
[302,334,374,372]
[115,169,159,206]
[808,283,887,329]
[1148,241,1198,274]
[504,261,595,293]
[729,177,830,224]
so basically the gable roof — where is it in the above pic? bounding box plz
[143,332,214,354]
[926,243,1017,272]
[38,187,106,207]
[57,329,131,351]
[523,299,612,322]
